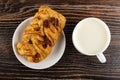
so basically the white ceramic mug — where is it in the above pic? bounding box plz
[72,18,111,63]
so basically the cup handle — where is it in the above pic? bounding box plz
[96,53,106,63]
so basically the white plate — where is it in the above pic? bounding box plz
[12,17,66,69]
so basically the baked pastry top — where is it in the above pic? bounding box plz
[17,6,66,63]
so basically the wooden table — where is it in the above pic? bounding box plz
[0,0,120,79]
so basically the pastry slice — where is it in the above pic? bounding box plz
[17,6,66,63]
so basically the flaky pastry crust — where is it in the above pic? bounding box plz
[17,6,66,62]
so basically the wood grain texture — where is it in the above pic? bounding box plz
[0,0,120,79]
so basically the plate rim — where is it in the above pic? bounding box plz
[12,17,66,69]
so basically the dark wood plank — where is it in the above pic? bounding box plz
[0,0,120,79]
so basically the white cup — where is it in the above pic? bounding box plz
[72,18,111,63]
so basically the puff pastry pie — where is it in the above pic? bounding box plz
[17,6,66,63]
